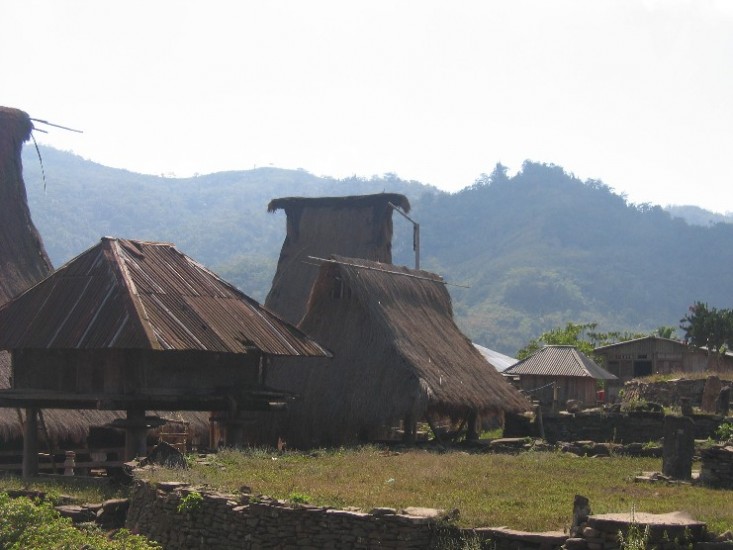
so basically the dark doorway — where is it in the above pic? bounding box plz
[633,360,653,377]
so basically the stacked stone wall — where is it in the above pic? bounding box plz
[700,446,733,489]
[623,378,733,409]
[125,481,571,550]
[538,412,729,444]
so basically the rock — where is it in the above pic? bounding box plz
[702,376,722,413]
[140,441,188,469]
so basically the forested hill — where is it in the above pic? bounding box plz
[21,146,733,355]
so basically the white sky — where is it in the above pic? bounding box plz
[5,1,733,213]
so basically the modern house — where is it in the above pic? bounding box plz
[593,336,733,383]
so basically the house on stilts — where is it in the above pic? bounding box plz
[0,237,330,476]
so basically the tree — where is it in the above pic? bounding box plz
[516,322,649,360]
[516,322,599,360]
[680,301,733,366]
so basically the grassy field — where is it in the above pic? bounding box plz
[135,446,733,534]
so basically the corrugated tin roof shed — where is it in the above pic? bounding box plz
[0,237,330,357]
[504,345,617,380]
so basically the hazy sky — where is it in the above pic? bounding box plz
[5,1,733,213]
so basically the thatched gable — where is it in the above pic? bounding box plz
[0,106,53,304]
[265,193,410,325]
[267,256,529,447]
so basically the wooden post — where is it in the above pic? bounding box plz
[124,408,148,461]
[466,410,479,441]
[226,421,243,448]
[22,407,39,479]
[403,413,416,443]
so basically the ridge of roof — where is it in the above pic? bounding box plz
[505,345,617,380]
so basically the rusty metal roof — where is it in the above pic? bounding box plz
[504,345,617,380]
[0,237,330,356]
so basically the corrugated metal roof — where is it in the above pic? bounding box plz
[504,345,617,380]
[0,237,330,357]
[594,335,681,352]
[473,343,518,372]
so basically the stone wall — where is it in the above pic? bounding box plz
[514,411,730,444]
[623,378,733,409]
[125,481,569,550]
[700,445,733,489]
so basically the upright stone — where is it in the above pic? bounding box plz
[680,397,693,417]
[701,376,722,413]
[717,387,731,416]
[662,415,695,480]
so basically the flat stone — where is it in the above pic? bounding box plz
[402,506,445,519]
[369,507,397,516]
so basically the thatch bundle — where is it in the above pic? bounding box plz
[0,107,53,302]
[265,256,529,447]
[265,193,410,325]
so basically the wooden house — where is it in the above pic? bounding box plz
[503,345,617,408]
[594,336,732,384]
[0,237,330,474]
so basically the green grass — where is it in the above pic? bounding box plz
[0,475,126,505]
[138,447,733,534]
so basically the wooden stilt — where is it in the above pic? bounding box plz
[466,410,479,441]
[124,408,148,461]
[403,413,416,443]
[22,407,39,479]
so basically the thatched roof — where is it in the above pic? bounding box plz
[504,345,617,380]
[0,237,329,357]
[266,256,529,447]
[265,193,410,325]
[0,106,53,304]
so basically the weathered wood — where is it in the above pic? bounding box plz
[22,407,39,478]
[124,408,148,461]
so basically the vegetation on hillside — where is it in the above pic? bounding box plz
[22,147,733,354]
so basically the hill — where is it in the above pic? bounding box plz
[21,147,733,355]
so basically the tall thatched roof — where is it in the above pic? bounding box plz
[265,193,410,325]
[0,106,53,304]
[266,256,529,447]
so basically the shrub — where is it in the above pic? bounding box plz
[715,422,733,442]
[177,490,203,514]
[288,491,311,504]
[0,492,159,549]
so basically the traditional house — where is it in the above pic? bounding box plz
[593,336,732,383]
[0,237,330,474]
[503,345,618,408]
[0,107,209,468]
[264,256,529,447]
[265,193,410,325]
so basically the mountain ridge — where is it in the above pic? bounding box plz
[20,146,733,355]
